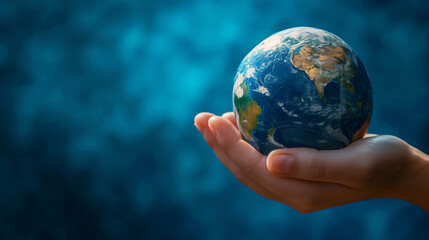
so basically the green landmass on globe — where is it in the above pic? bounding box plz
[233,74,261,141]
[232,27,373,155]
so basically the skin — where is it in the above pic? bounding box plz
[194,112,429,213]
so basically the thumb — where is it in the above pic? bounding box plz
[266,144,372,187]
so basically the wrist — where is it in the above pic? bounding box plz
[392,147,429,211]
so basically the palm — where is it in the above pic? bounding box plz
[195,112,412,213]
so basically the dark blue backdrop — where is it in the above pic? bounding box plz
[1,0,428,239]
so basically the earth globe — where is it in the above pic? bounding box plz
[233,27,373,155]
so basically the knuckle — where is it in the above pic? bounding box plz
[366,135,407,155]
[203,135,216,148]
[307,153,326,180]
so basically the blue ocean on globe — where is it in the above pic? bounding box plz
[233,27,373,155]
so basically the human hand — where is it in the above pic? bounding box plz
[194,112,429,213]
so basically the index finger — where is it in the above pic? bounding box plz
[208,116,264,168]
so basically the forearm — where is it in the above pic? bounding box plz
[394,147,429,211]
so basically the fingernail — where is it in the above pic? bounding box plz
[270,154,294,174]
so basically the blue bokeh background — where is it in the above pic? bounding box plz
[1,0,428,239]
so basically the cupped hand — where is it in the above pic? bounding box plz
[194,112,429,213]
